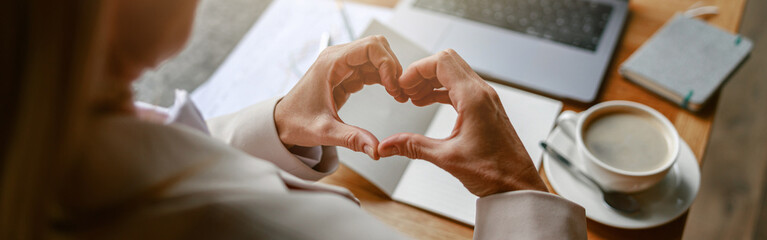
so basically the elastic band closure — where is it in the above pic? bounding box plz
[681,90,694,109]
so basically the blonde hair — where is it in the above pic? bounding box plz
[0,0,112,238]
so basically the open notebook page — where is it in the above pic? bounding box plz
[336,20,439,195]
[337,85,438,195]
[391,83,563,225]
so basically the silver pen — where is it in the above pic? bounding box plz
[335,0,355,41]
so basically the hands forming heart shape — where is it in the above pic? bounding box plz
[275,36,547,197]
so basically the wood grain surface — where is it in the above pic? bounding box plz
[322,0,748,239]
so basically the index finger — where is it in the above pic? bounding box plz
[400,49,473,96]
[399,53,439,90]
[342,36,404,99]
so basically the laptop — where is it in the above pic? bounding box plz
[389,0,629,103]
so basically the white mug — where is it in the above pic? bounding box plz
[556,101,680,193]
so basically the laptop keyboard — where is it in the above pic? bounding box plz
[413,0,613,51]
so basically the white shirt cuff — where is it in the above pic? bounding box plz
[206,97,339,181]
[474,190,586,240]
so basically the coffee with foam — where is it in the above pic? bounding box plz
[583,110,672,172]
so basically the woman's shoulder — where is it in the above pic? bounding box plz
[67,115,285,213]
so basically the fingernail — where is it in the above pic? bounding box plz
[364,145,375,159]
[381,147,399,157]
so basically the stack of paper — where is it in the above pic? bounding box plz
[191,0,392,119]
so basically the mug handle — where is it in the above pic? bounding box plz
[555,111,589,173]
[556,110,579,141]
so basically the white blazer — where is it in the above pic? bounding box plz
[61,96,586,239]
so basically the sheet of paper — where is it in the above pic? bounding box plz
[191,0,392,119]
[392,82,563,225]
[392,158,478,225]
[336,20,439,195]
[338,85,439,195]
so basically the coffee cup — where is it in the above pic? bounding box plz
[556,100,679,193]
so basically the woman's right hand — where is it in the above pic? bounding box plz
[377,49,548,197]
[275,36,405,160]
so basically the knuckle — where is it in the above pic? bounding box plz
[438,49,452,59]
[316,118,335,135]
[364,35,378,44]
[465,84,498,106]
[479,91,498,106]
[405,138,421,159]
[482,85,499,99]
[343,130,360,151]
[380,57,393,67]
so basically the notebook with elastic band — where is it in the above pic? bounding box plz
[619,14,752,111]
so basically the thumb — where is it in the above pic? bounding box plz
[378,133,441,161]
[324,120,380,160]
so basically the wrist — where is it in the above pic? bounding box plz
[273,98,295,149]
[510,168,548,192]
[502,158,548,193]
[483,160,548,197]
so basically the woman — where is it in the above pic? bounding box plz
[1,0,585,239]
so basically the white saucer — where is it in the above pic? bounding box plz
[543,126,701,229]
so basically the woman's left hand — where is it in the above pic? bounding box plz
[274,36,405,159]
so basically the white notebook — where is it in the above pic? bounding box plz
[337,20,563,225]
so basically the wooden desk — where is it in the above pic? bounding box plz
[320,0,748,239]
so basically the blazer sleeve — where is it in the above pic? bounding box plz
[206,97,338,181]
[473,190,587,239]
